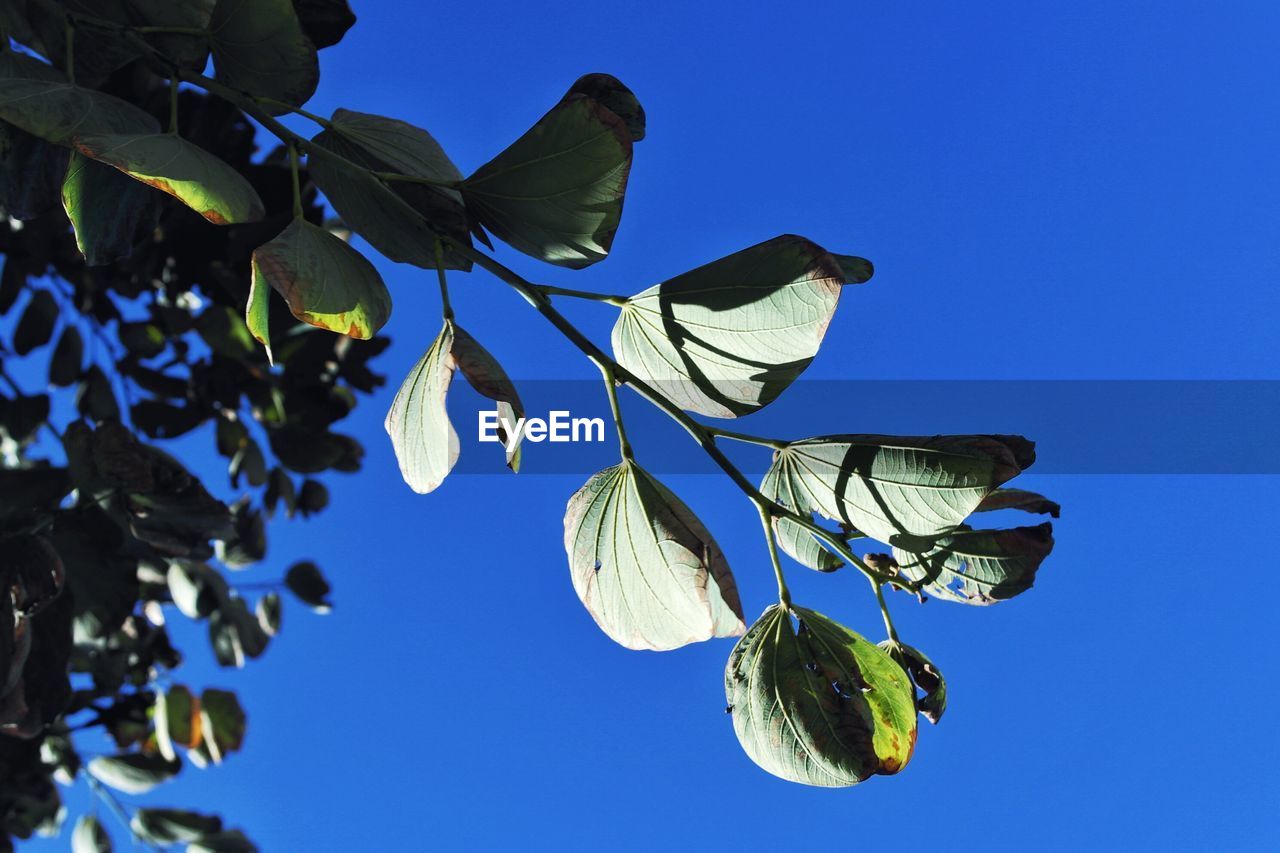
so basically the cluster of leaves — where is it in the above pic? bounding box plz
[0,1,370,849]
[0,0,1063,846]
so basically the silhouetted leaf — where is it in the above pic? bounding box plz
[208,598,269,667]
[292,0,356,48]
[131,809,222,845]
[564,461,744,650]
[127,0,217,70]
[13,290,57,356]
[210,0,319,115]
[256,593,281,636]
[48,327,84,387]
[283,561,330,612]
[87,753,180,794]
[75,133,265,225]
[893,523,1054,604]
[725,605,916,786]
[0,118,69,220]
[154,685,200,762]
[200,688,246,763]
[612,235,845,417]
[76,366,120,422]
[189,829,257,852]
[462,86,633,268]
[833,254,874,284]
[567,73,645,142]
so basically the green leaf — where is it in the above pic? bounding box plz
[229,439,267,488]
[462,87,634,268]
[762,434,1036,549]
[131,809,222,846]
[283,560,330,612]
[210,0,319,115]
[208,597,269,667]
[87,753,181,794]
[451,324,525,472]
[384,321,457,493]
[567,73,645,142]
[563,460,745,650]
[725,605,917,787]
[13,290,57,356]
[759,455,842,572]
[263,467,296,519]
[71,814,112,853]
[189,829,258,852]
[75,133,265,224]
[256,592,282,636]
[127,0,217,71]
[975,487,1061,518]
[832,254,874,284]
[197,305,258,360]
[200,688,246,763]
[0,118,70,220]
[0,76,159,147]
[248,219,390,357]
[61,151,162,265]
[880,641,947,724]
[292,0,356,48]
[611,235,845,418]
[893,523,1054,604]
[155,684,200,761]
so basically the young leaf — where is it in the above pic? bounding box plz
[130,809,223,846]
[249,219,391,352]
[87,753,180,794]
[384,322,457,493]
[759,455,843,572]
[210,0,319,115]
[462,88,634,268]
[725,605,916,787]
[763,434,1036,548]
[71,815,112,853]
[611,235,845,418]
[563,461,745,650]
[61,152,161,266]
[74,134,265,225]
[893,523,1055,604]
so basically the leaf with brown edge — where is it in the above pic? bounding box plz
[894,523,1055,604]
[976,487,1061,518]
[62,151,162,266]
[725,605,917,786]
[563,460,744,651]
[249,219,391,352]
[154,685,201,761]
[880,640,948,724]
[566,73,645,142]
[75,133,264,225]
[451,325,525,472]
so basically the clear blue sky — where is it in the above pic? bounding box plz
[30,1,1280,850]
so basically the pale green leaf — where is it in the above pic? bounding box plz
[563,460,745,650]
[462,91,633,268]
[451,324,525,471]
[893,522,1054,604]
[154,684,200,762]
[759,455,842,572]
[725,605,916,787]
[880,640,947,724]
[87,753,180,794]
[71,815,112,853]
[249,219,390,352]
[210,0,319,114]
[385,322,457,493]
[131,809,222,846]
[75,133,264,224]
[612,235,844,418]
[764,434,1035,549]
[61,151,161,265]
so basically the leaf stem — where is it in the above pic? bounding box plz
[288,142,303,220]
[871,577,900,642]
[706,427,786,450]
[167,75,180,134]
[84,773,158,850]
[254,98,333,128]
[63,17,74,86]
[531,284,627,305]
[434,239,453,322]
[758,504,792,607]
[599,363,633,462]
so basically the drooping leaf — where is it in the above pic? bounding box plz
[451,324,525,471]
[462,87,633,268]
[975,487,1061,518]
[87,753,181,794]
[563,461,745,650]
[384,321,458,493]
[566,73,645,142]
[611,235,846,418]
[760,455,842,572]
[762,434,1036,549]
[292,0,356,48]
[188,829,257,853]
[0,76,159,147]
[13,290,58,356]
[832,254,874,284]
[248,219,391,352]
[75,133,265,225]
[130,809,222,846]
[200,688,246,763]
[893,523,1054,604]
[127,0,217,70]
[210,0,319,115]
[61,151,162,265]
[725,605,917,787]
[71,814,112,853]
[880,640,947,724]
[283,560,330,612]
[154,685,201,762]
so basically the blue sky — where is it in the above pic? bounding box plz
[26,1,1280,850]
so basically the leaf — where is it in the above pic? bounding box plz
[566,73,645,142]
[832,254,874,284]
[283,560,330,612]
[0,119,70,220]
[893,523,1055,604]
[763,434,1036,549]
[0,77,159,147]
[200,688,246,763]
[77,366,120,422]
[71,815,112,853]
[88,753,180,794]
[131,809,223,846]
[189,829,258,852]
[208,597,269,667]
[462,87,633,268]
[563,460,745,650]
[13,290,57,356]
[611,235,845,418]
[384,321,458,493]
[75,133,265,225]
[292,0,356,48]
[759,456,842,572]
[725,605,917,787]
[62,151,162,265]
[975,487,1061,518]
[256,592,282,636]
[880,641,947,724]
[127,0,217,71]
[154,685,201,761]
[197,305,257,360]
[451,324,525,471]
[248,219,390,353]
[210,0,319,115]
[167,560,223,619]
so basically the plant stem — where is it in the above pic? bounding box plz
[85,773,158,850]
[167,74,180,134]
[758,504,792,607]
[706,427,786,449]
[871,577,900,642]
[433,239,453,321]
[531,284,627,305]
[63,17,74,85]
[599,363,633,461]
[255,97,333,128]
[288,143,303,219]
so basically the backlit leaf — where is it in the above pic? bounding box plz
[725,605,916,787]
[127,0,217,70]
[130,809,222,846]
[563,460,745,650]
[833,254,874,284]
[87,753,180,794]
[893,523,1054,604]
[71,815,112,853]
[975,487,1061,518]
[566,73,645,142]
[762,434,1036,549]
[200,688,246,763]
[880,640,947,724]
[462,88,633,268]
[75,133,265,225]
[385,322,457,493]
[451,324,525,471]
[210,0,319,114]
[760,456,842,572]
[62,152,162,265]
[154,685,201,761]
[612,235,845,418]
